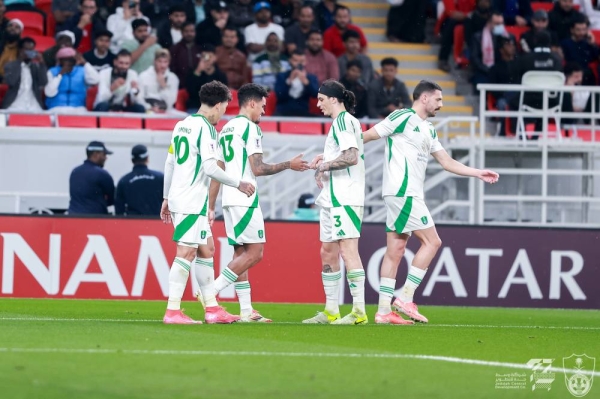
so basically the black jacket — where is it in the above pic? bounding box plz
[60,12,106,49]
[493,0,532,26]
[115,164,164,216]
[68,160,115,215]
[367,77,411,119]
[186,67,228,110]
[549,3,585,41]
[157,20,177,50]
[1,60,47,109]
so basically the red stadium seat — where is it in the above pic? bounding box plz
[308,97,321,115]
[258,120,278,132]
[86,85,98,111]
[574,129,600,141]
[264,90,277,116]
[453,24,469,69]
[531,2,579,12]
[224,89,240,115]
[29,34,56,52]
[506,26,529,45]
[145,118,180,131]
[99,116,143,129]
[6,11,44,36]
[35,0,53,36]
[0,84,8,105]
[279,121,323,135]
[56,115,98,128]
[8,114,52,127]
[216,119,228,131]
[175,89,188,112]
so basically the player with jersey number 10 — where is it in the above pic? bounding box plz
[362,80,500,324]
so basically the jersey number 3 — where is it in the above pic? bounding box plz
[220,135,235,162]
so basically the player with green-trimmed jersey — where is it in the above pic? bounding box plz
[303,79,367,325]
[160,81,255,325]
[363,80,499,324]
[208,83,309,322]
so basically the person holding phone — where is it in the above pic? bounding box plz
[186,43,227,113]
[107,0,149,53]
[274,49,318,116]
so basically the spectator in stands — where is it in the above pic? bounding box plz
[68,141,115,215]
[338,30,374,87]
[285,4,315,54]
[562,62,593,125]
[54,0,80,28]
[549,0,585,42]
[0,1,8,46]
[228,0,254,30]
[0,19,22,81]
[305,30,338,85]
[561,14,599,85]
[323,6,368,58]
[386,0,427,43]
[340,59,367,118]
[436,0,476,72]
[494,0,532,27]
[465,0,493,48]
[186,43,227,113]
[138,48,179,114]
[274,49,318,116]
[96,0,118,24]
[315,0,341,33]
[2,37,47,112]
[244,2,284,62]
[367,57,410,119]
[45,47,99,112]
[43,30,75,67]
[520,10,560,54]
[580,0,600,30]
[83,29,114,71]
[191,0,206,25]
[156,4,186,49]
[252,32,290,91]
[93,49,145,112]
[270,0,302,28]
[170,21,200,89]
[140,0,193,28]
[216,26,249,90]
[115,144,164,216]
[121,18,161,74]
[287,193,319,221]
[470,11,510,89]
[196,0,229,48]
[107,0,148,53]
[488,35,520,110]
[60,0,106,54]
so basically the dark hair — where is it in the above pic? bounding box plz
[182,21,196,30]
[307,29,322,39]
[335,5,350,15]
[488,10,503,22]
[95,29,113,39]
[570,14,589,28]
[346,59,363,70]
[534,30,551,47]
[238,83,269,107]
[412,80,443,101]
[497,35,514,48]
[200,43,216,53]
[564,61,583,76]
[342,29,360,42]
[131,18,149,30]
[199,81,232,106]
[116,49,132,58]
[169,4,187,14]
[300,4,313,13]
[380,57,398,68]
[18,37,35,49]
[291,48,305,57]
[320,79,356,114]
[222,25,237,36]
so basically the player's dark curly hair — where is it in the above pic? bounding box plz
[199,81,232,107]
[237,83,269,107]
[320,79,356,114]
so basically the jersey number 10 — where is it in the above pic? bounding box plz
[173,136,190,165]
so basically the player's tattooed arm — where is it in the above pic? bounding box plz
[250,154,291,176]
[317,148,359,172]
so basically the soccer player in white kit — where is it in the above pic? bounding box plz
[303,79,368,325]
[160,81,256,325]
[362,80,499,324]
[209,83,309,322]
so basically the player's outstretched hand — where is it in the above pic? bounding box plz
[208,209,215,227]
[160,199,171,224]
[479,169,499,184]
[309,153,324,169]
[238,181,255,197]
[289,153,310,171]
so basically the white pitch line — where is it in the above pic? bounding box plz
[1,317,600,331]
[0,347,598,377]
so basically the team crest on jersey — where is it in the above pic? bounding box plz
[208,143,215,154]
[258,230,264,239]
[421,216,428,225]
[255,138,261,148]
[563,354,595,397]
[201,231,207,239]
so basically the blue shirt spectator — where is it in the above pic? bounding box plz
[115,145,164,216]
[68,141,115,215]
[274,50,318,117]
[287,193,319,221]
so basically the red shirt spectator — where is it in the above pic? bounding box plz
[435,0,476,35]
[323,6,367,57]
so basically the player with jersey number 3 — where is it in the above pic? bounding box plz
[362,80,500,324]
[160,81,256,325]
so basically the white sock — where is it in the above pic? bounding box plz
[322,271,341,315]
[167,257,191,310]
[378,277,396,314]
[235,281,253,317]
[346,269,365,314]
[214,266,238,294]
[399,265,427,303]
[194,258,218,307]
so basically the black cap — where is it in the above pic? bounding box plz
[131,144,148,160]
[298,193,315,209]
[86,141,113,154]
[210,1,228,11]
[532,10,548,21]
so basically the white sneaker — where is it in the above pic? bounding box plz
[331,311,368,325]
[239,309,272,323]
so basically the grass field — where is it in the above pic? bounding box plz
[1,299,599,399]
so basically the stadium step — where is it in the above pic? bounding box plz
[353,16,386,27]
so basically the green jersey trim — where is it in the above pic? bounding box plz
[173,214,200,241]
[199,196,208,216]
[241,123,250,177]
[396,157,409,197]
[336,111,347,132]
[233,195,260,238]
[393,196,413,233]
[191,127,202,186]
[344,205,362,233]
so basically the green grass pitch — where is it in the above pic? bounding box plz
[1,299,599,399]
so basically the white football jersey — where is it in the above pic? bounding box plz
[316,111,365,208]
[374,109,444,199]
[167,114,219,214]
[218,115,263,208]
